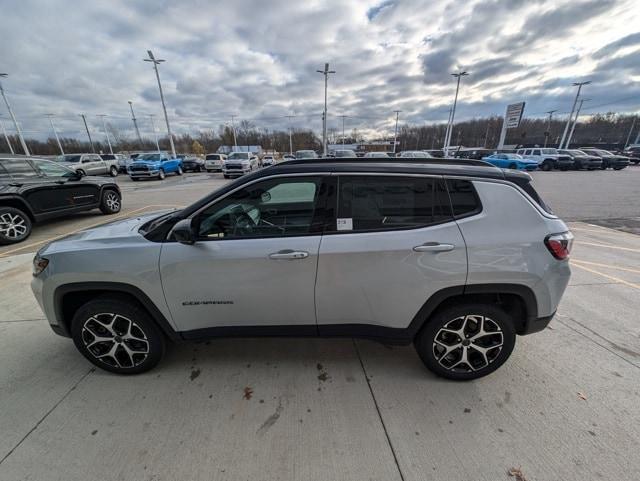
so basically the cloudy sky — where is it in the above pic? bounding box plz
[1,0,639,142]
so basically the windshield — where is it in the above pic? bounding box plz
[60,155,81,163]
[139,153,161,161]
[567,150,587,156]
[228,153,250,160]
[507,154,523,159]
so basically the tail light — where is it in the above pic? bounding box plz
[545,231,574,260]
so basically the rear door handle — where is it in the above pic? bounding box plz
[269,250,309,260]
[413,242,455,252]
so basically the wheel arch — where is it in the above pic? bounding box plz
[408,284,538,338]
[0,196,36,221]
[54,282,181,341]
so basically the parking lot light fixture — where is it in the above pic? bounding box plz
[230,115,238,148]
[80,114,95,153]
[559,81,590,149]
[543,110,558,148]
[46,114,64,155]
[316,63,335,157]
[0,115,14,154]
[286,115,294,154]
[98,114,113,155]
[144,50,176,159]
[444,71,468,156]
[393,110,402,154]
[0,73,30,155]
[566,98,590,148]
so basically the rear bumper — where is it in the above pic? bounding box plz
[521,311,555,335]
[222,168,250,176]
[556,160,574,169]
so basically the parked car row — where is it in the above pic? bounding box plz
[481,147,631,171]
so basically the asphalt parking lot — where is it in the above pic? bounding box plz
[1,168,640,480]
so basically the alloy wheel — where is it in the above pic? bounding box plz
[432,314,504,373]
[0,212,28,239]
[81,313,149,368]
[105,191,120,211]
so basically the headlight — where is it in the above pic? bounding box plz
[33,255,49,276]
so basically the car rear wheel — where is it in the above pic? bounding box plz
[99,189,121,214]
[414,304,516,381]
[71,297,165,374]
[109,166,118,177]
[158,169,166,180]
[508,162,517,169]
[0,207,32,245]
[77,169,86,176]
[176,166,183,176]
[540,160,553,171]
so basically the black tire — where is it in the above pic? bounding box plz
[613,166,625,170]
[540,160,553,171]
[77,169,86,176]
[99,189,121,214]
[158,169,166,180]
[574,160,582,170]
[176,166,183,176]
[109,165,118,177]
[414,304,516,381]
[71,297,166,375]
[0,206,32,245]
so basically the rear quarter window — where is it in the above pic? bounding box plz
[446,179,481,218]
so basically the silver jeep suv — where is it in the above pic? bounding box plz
[31,158,572,380]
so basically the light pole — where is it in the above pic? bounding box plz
[624,116,637,149]
[80,114,95,152]
[444,71,468,156]
[316,63,335,156]
[393,110,402,154]
[559,81,590,149]
[339,115,347,145]
[230,115,238,148]
[0,73,29,155]
[543,110,557,147]
[144,50,176,158]
[148,114,161,154]
[286,115,293,155]
[46,114,64,155]
[566,98,590,148]
[98,115,114,154]
[0,115,15,154]
[128,101,143,146]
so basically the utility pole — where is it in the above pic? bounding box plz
[444,71,468,156]
[128,101,143,146]
[393,110,402,154]
[0,73,29,155]
[46,114,64,155]
[316,63,335,156]
[624,116,637,149]
[144,50,176,158]
[230,115,238,148]
[339,115,347,145]
[286,115,293,154]
[566,98,590,148]
[559,81,590,149]
[98,115,113,154]
[148,114,161,154]
[543,110,557,147]
[0,115,14,154]
[80,114,95,152]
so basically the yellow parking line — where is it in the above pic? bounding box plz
[0,204,181,258]
[571,262,640,291]
[575,241,640,253]
[571,259,640,275]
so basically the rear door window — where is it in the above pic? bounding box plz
[333,176,451,232]
[0,159,39,177]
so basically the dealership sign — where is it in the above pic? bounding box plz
[505,102,526,129]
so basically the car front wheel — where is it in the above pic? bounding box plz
[99,189,121,214]
[176,166,183,175]
[109,166,118,177]
[71,297,166,374]
[0,207,32,245]
[414,304,516,381]
[158,169,166,180]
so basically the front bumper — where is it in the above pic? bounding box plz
[222,167,250,176]
[129,169,160,178]
[556,160,575,169]
[522,163,539,171]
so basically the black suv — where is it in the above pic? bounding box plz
[0,156,122,245]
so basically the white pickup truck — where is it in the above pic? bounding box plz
[56,153,119,177]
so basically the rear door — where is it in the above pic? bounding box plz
[82,154,106,175]
[315,174,467,331]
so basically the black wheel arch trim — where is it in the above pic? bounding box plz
[0,195,36,219]
[53,282,181,341]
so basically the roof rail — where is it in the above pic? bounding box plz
[279,157,494,167]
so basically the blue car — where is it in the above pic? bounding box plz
[481,153,538,171]
[128,152,183,181]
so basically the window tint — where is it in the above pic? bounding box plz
[32,159,75,177]
[335,176,450,232]
[533,149,541,155]
[0,159,39,177]
[195,176,323,240]
[446,179,481,218]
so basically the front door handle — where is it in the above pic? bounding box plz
[269,250,309,260]
[413,242,455,253]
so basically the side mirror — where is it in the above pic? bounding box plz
[171,219,196,245]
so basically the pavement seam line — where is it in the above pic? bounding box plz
[575,241,640,253]
[352,339,406,481]
[571,262,640,290]
[0,318,47,323]
[571,259,640,274]
[0,367,95,466]
[554,318,640,370]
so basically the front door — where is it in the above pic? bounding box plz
[160,175,327,333]
[82,154,106,175]
[315,174,468,331]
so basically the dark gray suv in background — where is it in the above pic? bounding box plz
[31,159,572,380]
